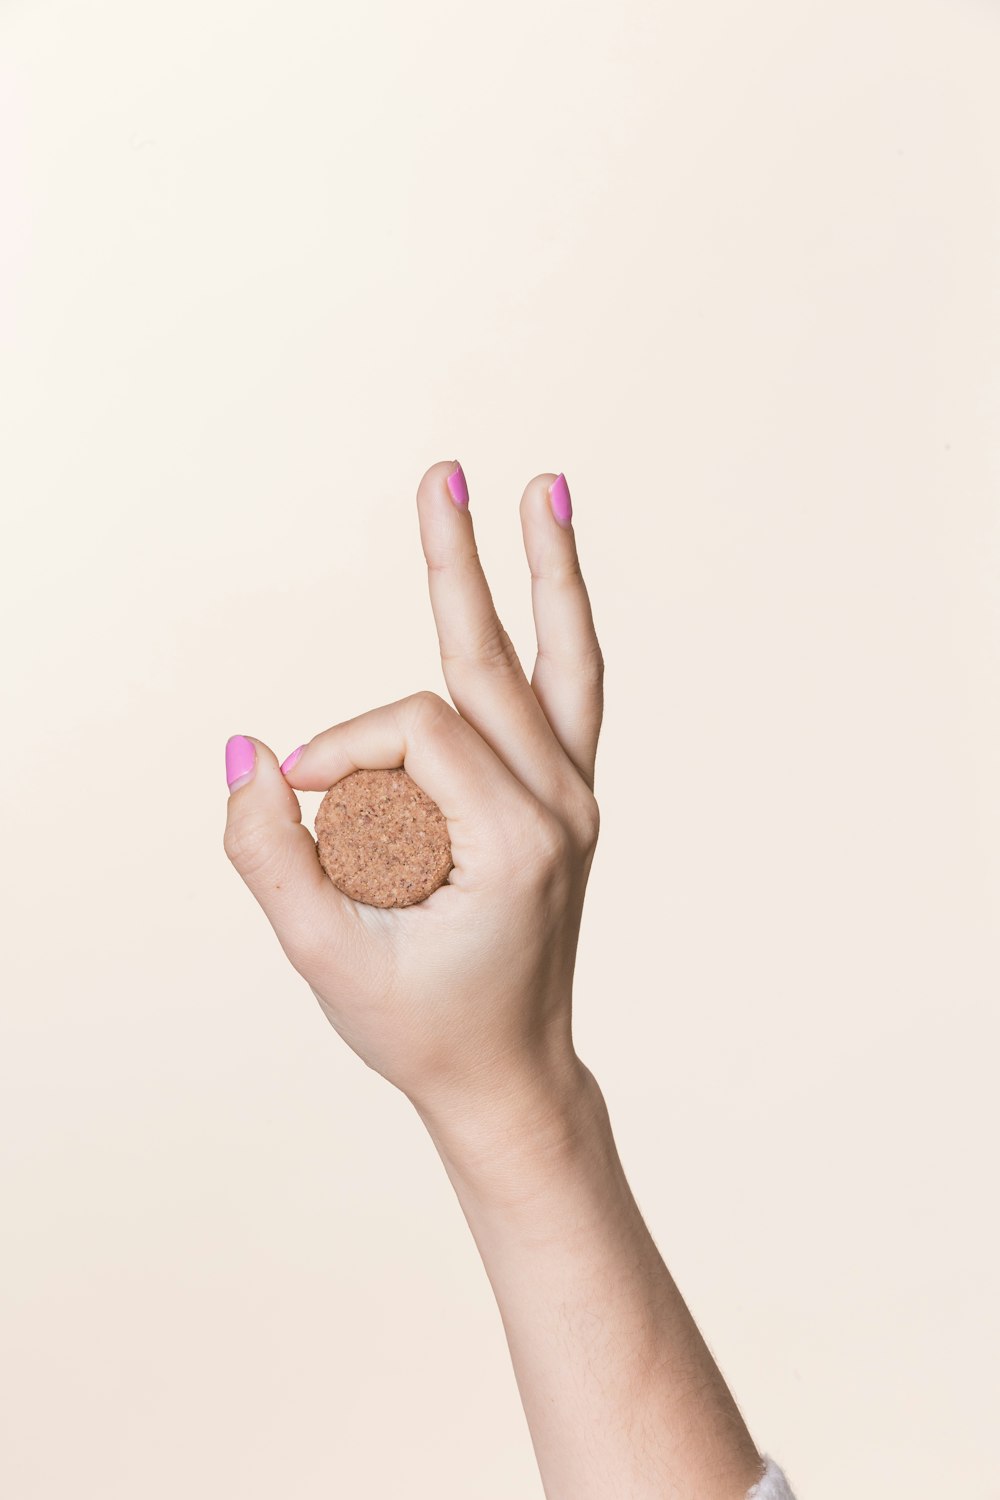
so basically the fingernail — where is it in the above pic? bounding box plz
[446,460,469,510]
[279,744,305,776]
[548,473,573,526]
[225,734,256,790]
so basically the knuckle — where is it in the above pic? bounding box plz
[571,791,601,853]
[441,622,521,675]
[580,641,606,684]
[535,640,605,687]
[425,545,482,577]
[408,689,454,734]
[410,688,446,711]
[524,806,572,873]
[530,554,584,586]
[223,818,273,879]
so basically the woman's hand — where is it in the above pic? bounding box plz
[223,463,771,1500]
[223,460,604,1133]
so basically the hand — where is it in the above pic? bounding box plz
[222,462,768,1500]
[223,460,604,1127]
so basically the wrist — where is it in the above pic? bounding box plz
[411,1043,612,1208]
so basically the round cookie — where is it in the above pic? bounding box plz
[314,767,453,908]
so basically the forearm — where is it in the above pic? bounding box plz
[416,1052,764,1500]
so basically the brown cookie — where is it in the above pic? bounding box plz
[314,767,453,908]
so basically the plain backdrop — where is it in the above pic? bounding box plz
[2,1,998,1496]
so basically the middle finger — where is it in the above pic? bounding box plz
[415,459,578,809]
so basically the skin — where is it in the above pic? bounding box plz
[223,458,767,1500]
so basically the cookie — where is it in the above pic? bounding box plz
[314,767,453,908]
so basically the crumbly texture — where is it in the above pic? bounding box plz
[314,767,453,908]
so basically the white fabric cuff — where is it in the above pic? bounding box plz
[746,1455,796,1499]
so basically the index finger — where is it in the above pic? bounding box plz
[280,689,534,882]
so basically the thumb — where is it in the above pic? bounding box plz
[222,734,355,975]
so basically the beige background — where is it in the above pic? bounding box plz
[2,1,998,1495]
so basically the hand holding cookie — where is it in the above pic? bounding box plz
[223,459,603,1133]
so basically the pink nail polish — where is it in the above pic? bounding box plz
[225,734,256,790]
[280,744,305,776]
[446,460,469,510]
[549,473,572,526]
